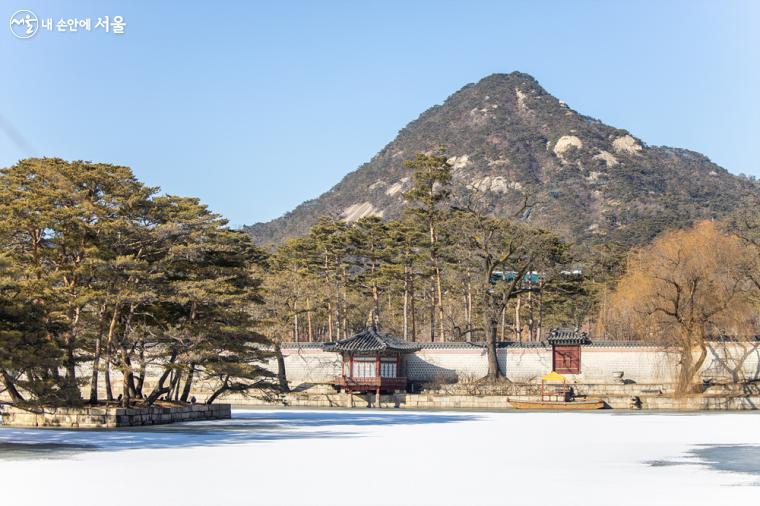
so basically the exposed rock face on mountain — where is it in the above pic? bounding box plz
[246,72,755,246]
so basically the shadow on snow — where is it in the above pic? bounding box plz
[648,444,760,485]
[0,410,479,460]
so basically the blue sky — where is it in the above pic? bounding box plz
[2,1,758,227]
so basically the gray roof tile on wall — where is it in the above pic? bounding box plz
[281,338,749,351]
[322,326,422,353]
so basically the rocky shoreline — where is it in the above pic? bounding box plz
[0,403,231,428]
[233,383,760,411]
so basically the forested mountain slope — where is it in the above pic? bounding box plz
[246,72,756,246]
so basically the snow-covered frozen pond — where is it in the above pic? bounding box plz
[1,409,758,505]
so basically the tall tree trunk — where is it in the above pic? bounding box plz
[104,345,113,401]
[104,306,118,401]
[537,287,544,341]
[429,216,445,342]
[466,277,472,340]
[62,306,82,403]
[327,302,333,341]
[402,265,409,340]
[206,378,228,405]
[89,304,107,404]
[64,337,79,398]
[514,295,522,341]
[500,305,506,341]
[306,297,313,342]
[145,351,177,405]
[180,363,195,402]
[119,305,137,405]
[528,290,535,341]
[89,334,102,404]
[119,344,132,407]
[172,370,181,401]
[293,301,299,343]
[334,292,342,340]
[274,342,290,393]
[341,269,348,336]
[485,315,502,380]
[1,370,25,403]
[372,281,380,323]
[463,293,469,334]
[135,339,146,397]
[429,282,436,342]
[677,340,709,395]
[434,266,445,342]
[410,276,416,342]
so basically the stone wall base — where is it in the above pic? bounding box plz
[0,404,231,428]
[236,384,760,411]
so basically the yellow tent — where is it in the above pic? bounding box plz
[542,371,567,383]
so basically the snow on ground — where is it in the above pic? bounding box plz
[1,409,759,506]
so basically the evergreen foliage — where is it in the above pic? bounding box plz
[259,151,613,355]
[0,158,273,407]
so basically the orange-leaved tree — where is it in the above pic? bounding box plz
[602,221,758,394]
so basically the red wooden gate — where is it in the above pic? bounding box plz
[552,345,581,374]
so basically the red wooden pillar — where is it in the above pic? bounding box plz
[395,354,400,378]
[349,353,354,380]
[375,353,382,408]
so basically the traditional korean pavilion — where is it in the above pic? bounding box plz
[547,327,589,374]
[323,325,421,396]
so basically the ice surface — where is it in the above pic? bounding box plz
[1,409,758,505]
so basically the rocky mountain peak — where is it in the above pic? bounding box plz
[246,73,754,247]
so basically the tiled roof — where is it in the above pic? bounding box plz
[281,342,325,349]
[322,326,422,353]
[283,336,760,351]
[547,327,589,345]
[283,340,655,351]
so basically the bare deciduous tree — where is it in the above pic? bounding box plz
[604,221,758,394]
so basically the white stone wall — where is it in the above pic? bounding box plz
[275,348,342,384]
[406,348,489,382]
[505,347,553,382]
[702,342,760,381]
[275,342,760,385]
[581,347,675,383]
[5,342,756,405]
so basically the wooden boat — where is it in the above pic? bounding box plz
[509,398,606,410]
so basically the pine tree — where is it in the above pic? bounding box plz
[385,219,425,341]
[403,149,452,342]
[0,158,275,406]
[348,217,390,323]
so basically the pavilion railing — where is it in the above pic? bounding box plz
[334,376,408,390]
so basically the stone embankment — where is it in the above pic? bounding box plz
[237,383,760,411]
[0,403,231,428]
